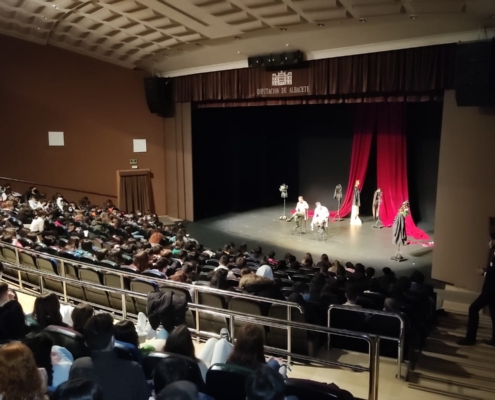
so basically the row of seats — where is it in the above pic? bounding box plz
[0,245,407,360]
[41,325,354,400]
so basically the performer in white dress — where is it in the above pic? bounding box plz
[287,196,309,228]
[311,202,329,231]
[350,180,362,226]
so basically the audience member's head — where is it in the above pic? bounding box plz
[32,293,64,329]
[345,284,360,305]
[246,365,285,400]
[114,320,140,349]
[226,324,265,370]
[83,313,114,352]
[53,379,103,400]
[153,356,190,394]
[365,267,375,278]
[71,303,94,335]
[156,381,198,400]
[133,251,150,273]
[0,342,45,400]
[164,325,196,360]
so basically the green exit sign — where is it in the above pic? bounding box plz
[130,159,138,165]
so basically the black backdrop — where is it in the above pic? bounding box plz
[192,103,442,224]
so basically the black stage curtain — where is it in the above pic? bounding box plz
[174,44,456,105]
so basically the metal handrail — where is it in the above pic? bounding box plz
[328,304,407,379]
[1,243,386,400]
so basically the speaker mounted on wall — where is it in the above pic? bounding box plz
[455,39,495,107]
[144,77,175,117]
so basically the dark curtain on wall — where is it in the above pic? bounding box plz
[118,170,153,214]
[174,44,456,105]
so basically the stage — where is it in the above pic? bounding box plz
[184,205,434,279]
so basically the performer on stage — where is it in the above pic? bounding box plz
[311,202,329,232]
[391,201,409,260]
[287,196,309,228]
[372,188,383,220]
[350,180,362,226]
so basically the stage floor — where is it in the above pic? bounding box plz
[185,205,434,279]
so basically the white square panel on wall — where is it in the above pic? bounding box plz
[48,131,64,146]
[133,139,147,153]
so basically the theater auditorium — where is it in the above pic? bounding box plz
[1,1,495,400]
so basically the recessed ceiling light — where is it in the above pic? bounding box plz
[317,23,325,27]
[280,28,287,31]
[195,43,201,46]
[52,4,56,7]
[237,51,241,54]
[42,15,47,19]
[36,26,40,29]
[409,15,418,20]
[177,48,183,52]
[359,18,367,23]
[285,43,289,47]
[235,36,241,40]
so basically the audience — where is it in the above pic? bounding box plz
[0,183,439,400]
[69,313,150,400]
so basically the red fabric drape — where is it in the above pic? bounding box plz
[376,103,429,240]
[330,104,375,219]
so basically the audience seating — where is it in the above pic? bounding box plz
[103,272,137,315]
[36,257,64,294]
[64,263,86,301]
[43,325,90,360]
[268,305,311,356]
[228,298,265,340]
[130,279,157,314]
[78,267,111,309]
[197,292,229,334]
[206,363,253,400]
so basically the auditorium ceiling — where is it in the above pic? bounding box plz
[1,0,495,76]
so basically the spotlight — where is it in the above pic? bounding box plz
[409,15,418,20]
[359,18,367,23]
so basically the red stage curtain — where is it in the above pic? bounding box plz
[330,104,375,219]
[376,103,429,240]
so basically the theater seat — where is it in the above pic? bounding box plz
[205,259,219,267]
[285,378,354,400]
[268,305,310,356]
[43,326,90,360]
[206,363,253,400]
[197,292,228,334]
[143,352,205,391]
[130,279,158,314]
[228,298,264,340]
[36,257,64,294]
[79,267,111,309]
[114,340,142,364]
[19,252,40,288]
[63,263,86,302]
[103,273,137,315]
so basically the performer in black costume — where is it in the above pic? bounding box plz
[391,201,409,260]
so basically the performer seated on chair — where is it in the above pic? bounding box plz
[311,202,329,232]
[287,196,309,228]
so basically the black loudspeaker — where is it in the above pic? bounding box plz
[248,50,303,68]
[455,39,495,107]
[144,77,174,117]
